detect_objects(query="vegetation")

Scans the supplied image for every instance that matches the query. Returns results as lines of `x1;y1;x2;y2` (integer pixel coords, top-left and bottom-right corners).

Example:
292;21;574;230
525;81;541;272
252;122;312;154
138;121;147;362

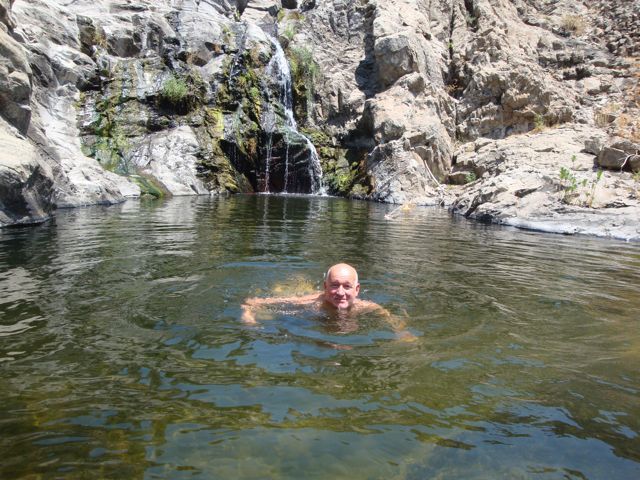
130;174;164;198
588;169;604;207
288;46;319;123
157;71;206;113
559;166;603;206
561;15;586;36
160;75;189;106
282;24;297;42
559;166;582;202
533;113;546;131
464;171;477;184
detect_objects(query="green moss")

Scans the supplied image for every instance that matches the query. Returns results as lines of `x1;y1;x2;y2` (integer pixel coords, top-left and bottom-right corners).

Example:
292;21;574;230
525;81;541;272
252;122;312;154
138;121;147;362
92;138;121;172
350;184;370;197
205;108;225;137
130;174;164;198
301;127;331;147
282;24;297;42
287;46;318;123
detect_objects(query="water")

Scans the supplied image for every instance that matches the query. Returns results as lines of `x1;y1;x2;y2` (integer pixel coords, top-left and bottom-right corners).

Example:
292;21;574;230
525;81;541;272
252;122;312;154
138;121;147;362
1;195;639;479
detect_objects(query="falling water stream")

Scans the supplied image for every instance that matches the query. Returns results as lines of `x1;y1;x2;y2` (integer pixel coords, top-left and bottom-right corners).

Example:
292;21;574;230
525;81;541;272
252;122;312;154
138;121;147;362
264;38;324;194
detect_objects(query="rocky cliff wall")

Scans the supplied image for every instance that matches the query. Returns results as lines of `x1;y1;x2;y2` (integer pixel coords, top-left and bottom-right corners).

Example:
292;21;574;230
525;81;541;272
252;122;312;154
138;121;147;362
0;0;639;238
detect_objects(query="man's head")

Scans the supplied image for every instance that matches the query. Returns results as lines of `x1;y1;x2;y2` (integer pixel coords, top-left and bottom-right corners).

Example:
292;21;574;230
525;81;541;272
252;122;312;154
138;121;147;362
323;263;360;310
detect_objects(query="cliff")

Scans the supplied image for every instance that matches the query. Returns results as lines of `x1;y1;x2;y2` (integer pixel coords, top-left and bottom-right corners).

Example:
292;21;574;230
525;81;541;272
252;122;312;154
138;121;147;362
1;0;638;238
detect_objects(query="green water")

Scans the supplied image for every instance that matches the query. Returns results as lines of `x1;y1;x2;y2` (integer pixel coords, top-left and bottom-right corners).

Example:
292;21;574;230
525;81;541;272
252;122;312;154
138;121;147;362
1;195;639;479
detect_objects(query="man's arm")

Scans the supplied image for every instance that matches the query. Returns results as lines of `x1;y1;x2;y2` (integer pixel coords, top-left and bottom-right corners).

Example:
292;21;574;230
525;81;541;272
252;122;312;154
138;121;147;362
241;293;321;324
357;300;418;342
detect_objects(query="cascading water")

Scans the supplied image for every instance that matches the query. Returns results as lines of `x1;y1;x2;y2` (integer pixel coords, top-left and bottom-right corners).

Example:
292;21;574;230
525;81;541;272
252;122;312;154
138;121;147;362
264;37;324;194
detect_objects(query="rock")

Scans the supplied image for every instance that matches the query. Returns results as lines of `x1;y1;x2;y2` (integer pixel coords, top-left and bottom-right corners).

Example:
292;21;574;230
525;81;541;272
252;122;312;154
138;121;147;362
366;140;441;205
0;0;16;31
1;0;639;241
0;119;54;226
242;0;278;24
598;147;629;170
128;126;209;196
628;155;640;173
374;33;418;88
584;136;605;156
450;124;640;239
300;0;316;12
0;28;32;133
611;139;640;155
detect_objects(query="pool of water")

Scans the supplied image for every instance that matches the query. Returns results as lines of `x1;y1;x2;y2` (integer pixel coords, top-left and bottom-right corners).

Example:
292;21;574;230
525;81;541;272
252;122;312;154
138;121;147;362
1;195;639;479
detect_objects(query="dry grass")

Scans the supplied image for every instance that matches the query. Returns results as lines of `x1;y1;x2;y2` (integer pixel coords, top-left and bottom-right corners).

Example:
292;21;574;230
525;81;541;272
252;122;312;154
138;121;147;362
614;114;640;142
594;103;621;127
611;58;640;142
562;15;586;36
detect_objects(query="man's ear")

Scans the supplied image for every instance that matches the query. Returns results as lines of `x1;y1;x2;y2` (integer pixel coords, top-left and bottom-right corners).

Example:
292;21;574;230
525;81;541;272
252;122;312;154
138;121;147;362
355;283;360;295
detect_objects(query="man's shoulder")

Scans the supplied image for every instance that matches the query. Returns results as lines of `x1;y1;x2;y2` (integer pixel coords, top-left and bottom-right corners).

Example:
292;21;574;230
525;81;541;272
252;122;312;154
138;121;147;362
354;299;383;311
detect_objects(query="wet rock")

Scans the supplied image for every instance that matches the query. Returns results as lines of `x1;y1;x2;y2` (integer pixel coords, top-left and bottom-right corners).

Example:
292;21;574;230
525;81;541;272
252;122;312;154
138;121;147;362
281;0;298;10
0;119;54;226
128;126;209;196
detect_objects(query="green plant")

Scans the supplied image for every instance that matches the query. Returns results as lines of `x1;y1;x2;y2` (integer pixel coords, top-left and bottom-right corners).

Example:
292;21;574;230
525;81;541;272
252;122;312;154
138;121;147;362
587;169;603;207
282;24;297;42
464;171;477;183
158;70;206;112
92;28;108;49
533;113;545;131
559;166;579;202
160;75;189;105
289;46;318;82
560;167;604;206
288;46;319;122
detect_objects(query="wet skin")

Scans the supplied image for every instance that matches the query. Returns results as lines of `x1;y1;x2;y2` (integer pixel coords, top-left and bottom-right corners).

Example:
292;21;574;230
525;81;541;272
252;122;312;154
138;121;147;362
240;264;417;342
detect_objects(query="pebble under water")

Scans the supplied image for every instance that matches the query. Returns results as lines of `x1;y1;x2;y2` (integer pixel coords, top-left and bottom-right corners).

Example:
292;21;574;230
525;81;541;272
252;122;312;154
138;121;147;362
1;195;639;479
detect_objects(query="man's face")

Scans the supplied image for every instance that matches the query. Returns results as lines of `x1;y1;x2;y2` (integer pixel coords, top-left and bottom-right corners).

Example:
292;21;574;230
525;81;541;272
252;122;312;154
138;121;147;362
324;266;360;310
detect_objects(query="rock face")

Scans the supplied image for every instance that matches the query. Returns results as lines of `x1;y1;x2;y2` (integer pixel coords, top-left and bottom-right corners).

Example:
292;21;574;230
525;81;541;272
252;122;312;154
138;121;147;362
0;118;55;226
0;0;639;239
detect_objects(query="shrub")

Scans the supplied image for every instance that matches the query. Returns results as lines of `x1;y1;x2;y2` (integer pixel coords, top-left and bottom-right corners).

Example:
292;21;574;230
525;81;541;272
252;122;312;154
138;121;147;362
289;46;318;82
160;75;189;106
562;15;586;36
533;113;545;131
158;71;206;113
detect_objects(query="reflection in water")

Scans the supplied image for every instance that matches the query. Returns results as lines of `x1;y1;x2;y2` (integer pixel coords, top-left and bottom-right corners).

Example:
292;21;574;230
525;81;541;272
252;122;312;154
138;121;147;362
0;195;639;479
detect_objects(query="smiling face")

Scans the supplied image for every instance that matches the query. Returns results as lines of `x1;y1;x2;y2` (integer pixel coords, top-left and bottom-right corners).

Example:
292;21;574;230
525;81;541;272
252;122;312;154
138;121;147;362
323;264;360;310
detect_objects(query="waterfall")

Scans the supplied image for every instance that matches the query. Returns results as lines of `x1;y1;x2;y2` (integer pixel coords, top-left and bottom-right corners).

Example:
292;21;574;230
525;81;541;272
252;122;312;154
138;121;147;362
264;37;324;194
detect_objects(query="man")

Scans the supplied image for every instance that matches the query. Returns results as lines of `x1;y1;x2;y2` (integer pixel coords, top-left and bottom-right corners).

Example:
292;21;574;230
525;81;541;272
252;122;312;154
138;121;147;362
241;263;416;341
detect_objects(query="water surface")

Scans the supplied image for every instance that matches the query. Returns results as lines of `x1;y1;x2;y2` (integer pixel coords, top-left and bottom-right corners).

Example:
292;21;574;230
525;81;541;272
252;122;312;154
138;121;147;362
1;195;639;479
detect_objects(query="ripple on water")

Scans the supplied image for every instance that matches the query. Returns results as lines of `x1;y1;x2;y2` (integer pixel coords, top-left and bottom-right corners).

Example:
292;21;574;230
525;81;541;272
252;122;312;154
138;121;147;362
1;196;639;479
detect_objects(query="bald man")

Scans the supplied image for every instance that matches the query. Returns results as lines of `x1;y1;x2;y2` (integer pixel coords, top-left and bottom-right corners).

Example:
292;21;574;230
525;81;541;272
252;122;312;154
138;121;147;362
241;263;416;341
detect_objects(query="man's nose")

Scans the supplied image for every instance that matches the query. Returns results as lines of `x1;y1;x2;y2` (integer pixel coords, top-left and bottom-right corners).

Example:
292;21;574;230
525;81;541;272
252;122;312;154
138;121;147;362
337;285;345;294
